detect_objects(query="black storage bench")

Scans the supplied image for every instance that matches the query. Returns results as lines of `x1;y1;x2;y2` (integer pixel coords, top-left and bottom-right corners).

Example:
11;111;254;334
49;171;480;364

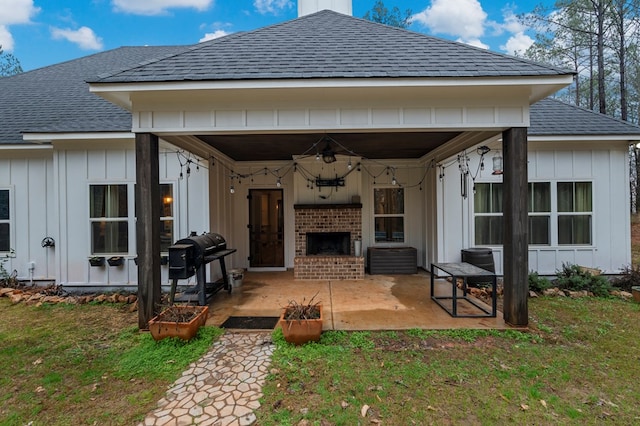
367;247;417;274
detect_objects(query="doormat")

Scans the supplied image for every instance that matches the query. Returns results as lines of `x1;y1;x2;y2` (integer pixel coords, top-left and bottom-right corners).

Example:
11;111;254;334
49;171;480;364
220;316;280;330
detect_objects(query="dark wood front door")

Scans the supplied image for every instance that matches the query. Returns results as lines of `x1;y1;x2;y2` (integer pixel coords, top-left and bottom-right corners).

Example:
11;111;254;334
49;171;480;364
249;189;284;267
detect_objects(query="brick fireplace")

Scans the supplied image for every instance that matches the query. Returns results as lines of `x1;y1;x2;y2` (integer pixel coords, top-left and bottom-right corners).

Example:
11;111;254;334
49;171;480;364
294;203;364;280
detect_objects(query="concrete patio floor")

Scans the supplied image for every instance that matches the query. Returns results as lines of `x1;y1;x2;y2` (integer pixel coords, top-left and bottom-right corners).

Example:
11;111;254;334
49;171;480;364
199;270;509;330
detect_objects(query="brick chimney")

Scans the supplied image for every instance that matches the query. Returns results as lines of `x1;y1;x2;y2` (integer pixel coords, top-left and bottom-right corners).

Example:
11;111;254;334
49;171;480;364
298;0;352;17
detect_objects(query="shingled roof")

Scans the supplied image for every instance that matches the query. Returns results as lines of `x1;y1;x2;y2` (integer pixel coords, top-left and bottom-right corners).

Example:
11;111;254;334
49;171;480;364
92;10;573;83
0;46;186;144
2;12;639;148
530;98;640;136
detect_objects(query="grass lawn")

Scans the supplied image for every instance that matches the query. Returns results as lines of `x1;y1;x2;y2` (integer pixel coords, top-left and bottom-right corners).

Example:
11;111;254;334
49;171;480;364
258;297;640;425
0;299;222;425
1;296;639;425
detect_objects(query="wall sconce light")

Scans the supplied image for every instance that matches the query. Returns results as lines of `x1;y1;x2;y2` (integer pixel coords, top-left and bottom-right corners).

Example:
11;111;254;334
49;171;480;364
492;153;503;175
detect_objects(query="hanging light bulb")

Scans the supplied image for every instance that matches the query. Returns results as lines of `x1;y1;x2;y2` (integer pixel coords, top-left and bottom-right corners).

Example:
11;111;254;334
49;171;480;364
347;158;353;170
392;176;397;186
276;177;282;188
316;152;320;161
230;184;235;194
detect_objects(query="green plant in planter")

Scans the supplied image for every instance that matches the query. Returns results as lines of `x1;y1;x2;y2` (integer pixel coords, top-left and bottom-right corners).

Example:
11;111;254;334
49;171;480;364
283;294;321;320
89;256;105;267
280;293;323;345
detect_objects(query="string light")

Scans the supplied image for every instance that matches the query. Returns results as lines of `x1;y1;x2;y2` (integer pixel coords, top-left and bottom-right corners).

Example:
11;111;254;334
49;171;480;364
230;184;235;194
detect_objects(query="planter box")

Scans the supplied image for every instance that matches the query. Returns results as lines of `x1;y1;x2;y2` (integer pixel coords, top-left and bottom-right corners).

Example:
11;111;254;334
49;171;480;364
107;256;124;266
148;305;208;341
89;257;105;267
279;304;323;345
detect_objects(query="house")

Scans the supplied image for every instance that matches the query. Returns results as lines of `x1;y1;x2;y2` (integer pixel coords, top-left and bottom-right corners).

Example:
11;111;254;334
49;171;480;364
2;1;639;327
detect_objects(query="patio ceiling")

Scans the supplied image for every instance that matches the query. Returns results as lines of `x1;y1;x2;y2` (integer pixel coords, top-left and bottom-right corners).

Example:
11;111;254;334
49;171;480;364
193;131;464;162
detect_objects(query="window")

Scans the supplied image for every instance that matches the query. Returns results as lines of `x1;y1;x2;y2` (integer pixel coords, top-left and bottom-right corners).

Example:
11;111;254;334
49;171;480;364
528;182;551;245
558;182;592;245
474;183;503;245
160;184;174;252
0;189;10;252
90;184;128;254
473;181;591;246
374;187;404;243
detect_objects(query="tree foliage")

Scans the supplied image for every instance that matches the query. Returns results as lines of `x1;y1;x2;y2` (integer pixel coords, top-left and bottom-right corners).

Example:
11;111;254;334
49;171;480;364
0;45;23;76
521;0;640;120
363;0;412;29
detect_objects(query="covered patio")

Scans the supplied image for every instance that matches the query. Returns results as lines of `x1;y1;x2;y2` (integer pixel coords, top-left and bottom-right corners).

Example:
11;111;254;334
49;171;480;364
203;270;508;330
88;9;574;330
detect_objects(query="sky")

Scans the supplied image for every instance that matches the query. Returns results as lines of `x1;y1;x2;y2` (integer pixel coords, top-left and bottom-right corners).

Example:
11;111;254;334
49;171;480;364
1;0;552;72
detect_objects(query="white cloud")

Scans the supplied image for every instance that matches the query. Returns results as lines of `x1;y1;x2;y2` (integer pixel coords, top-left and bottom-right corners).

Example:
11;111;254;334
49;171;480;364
497;9;534;55
501;32;534;55
0;0;39;51
51;26;103;50
461;38;489;50
412;0;487;40
254;0;293;15
199;29;230;42
501;10;527;34
112;0;213;16
0;25;13;51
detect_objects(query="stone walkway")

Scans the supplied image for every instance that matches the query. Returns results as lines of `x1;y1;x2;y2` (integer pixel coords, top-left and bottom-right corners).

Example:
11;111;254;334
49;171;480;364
139;332;275;426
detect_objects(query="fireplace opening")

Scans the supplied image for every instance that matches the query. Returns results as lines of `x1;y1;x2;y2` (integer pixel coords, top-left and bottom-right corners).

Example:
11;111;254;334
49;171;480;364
307;232;350;255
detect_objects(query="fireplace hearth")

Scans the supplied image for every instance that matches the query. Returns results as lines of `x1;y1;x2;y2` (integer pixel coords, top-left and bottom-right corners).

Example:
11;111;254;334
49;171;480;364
307;232;350;255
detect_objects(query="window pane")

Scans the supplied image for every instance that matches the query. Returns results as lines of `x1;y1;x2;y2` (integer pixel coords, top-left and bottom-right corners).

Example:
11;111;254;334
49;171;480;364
160;220;173;252
160;184;173;217
529;182;550;213
91;221;128;253
374;217;404;242
491;184;503;213
474;216;502;245
557;182;573;212
575;182;592;212
0;190;9;220
90;185;128;218
529;216;550;245
474;183;490;213
558;215;592;245
374;188;404;215
0;223;9;251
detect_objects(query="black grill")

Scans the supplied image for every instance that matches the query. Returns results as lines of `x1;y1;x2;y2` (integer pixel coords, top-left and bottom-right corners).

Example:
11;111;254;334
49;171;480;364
168;232;236;305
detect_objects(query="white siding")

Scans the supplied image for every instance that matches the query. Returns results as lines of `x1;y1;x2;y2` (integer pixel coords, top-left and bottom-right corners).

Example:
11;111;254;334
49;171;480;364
51;140;210;288
0;150;55;281
435;141;631;275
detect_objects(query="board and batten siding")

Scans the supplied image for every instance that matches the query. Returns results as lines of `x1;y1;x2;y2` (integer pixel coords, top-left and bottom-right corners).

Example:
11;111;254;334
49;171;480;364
0;149;56;281
53;140;210;288
437;141;631;275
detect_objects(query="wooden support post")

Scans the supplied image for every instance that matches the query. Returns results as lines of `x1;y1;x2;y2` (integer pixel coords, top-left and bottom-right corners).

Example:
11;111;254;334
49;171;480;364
502;127;529;326
135;133;161;329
